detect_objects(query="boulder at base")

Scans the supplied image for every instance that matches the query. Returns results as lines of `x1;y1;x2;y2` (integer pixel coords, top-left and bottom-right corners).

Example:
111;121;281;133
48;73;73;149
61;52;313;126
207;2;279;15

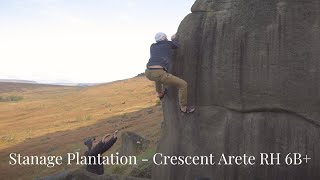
120;132;150;156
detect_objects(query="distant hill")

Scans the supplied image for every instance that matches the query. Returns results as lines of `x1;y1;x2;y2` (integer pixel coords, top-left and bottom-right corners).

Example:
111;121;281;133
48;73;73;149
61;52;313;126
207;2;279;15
0;79;101;87
0;82;76;94
0;79;37;84
50;82;101;87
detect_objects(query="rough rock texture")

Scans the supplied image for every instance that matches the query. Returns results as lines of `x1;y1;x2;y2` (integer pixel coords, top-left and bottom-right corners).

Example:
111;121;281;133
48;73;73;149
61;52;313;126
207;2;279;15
152;0;320;180
38;168;151;180
120;132;150;156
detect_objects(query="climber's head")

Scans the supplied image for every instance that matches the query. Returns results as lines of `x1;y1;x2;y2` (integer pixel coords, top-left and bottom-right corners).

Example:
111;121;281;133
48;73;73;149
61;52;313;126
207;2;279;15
155;32;167;42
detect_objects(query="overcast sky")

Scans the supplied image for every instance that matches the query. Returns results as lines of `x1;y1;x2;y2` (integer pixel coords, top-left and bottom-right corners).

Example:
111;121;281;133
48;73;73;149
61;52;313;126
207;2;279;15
0;0;195;83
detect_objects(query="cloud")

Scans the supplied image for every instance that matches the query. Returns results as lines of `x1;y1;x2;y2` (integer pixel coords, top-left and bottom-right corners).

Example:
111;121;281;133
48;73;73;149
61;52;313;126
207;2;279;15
118;14;137;25
13;0;60;8
11;0;83;24
39;9;83;24
184;0;196;8
127;1;137;8
30;0;60;2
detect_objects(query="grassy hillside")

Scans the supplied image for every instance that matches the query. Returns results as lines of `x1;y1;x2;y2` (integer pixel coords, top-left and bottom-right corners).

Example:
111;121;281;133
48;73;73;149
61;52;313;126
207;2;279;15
0;77;163;179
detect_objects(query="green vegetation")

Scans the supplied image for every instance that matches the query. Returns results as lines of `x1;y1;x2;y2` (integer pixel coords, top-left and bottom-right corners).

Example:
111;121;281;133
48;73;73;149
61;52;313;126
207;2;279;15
106;147;156;178
129;147;155;178
0;95;24;102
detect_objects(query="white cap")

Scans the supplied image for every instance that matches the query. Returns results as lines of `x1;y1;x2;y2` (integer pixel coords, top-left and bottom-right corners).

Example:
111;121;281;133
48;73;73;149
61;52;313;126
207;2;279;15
155;32;167;42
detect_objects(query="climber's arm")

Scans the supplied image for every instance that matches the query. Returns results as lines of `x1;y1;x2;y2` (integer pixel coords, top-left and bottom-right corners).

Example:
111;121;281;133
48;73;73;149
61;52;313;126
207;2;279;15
86;137;117;156
171;41;179;49
86;131;118;156
171;34;179;49
101;136;117;153
100;130;118;153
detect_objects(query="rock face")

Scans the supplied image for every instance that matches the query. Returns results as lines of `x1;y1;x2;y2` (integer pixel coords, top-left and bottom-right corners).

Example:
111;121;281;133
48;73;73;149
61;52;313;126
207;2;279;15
152;0;320;180
120;132;150;156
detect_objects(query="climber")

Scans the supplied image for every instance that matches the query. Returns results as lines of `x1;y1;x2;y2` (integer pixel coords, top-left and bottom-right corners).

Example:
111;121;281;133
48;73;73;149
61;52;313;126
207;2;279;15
83;130;118;175
145;32;195;113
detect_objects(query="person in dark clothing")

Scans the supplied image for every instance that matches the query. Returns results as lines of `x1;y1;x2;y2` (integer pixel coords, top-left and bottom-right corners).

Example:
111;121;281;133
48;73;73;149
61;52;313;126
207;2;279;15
84;130;118;175
145;32;195;113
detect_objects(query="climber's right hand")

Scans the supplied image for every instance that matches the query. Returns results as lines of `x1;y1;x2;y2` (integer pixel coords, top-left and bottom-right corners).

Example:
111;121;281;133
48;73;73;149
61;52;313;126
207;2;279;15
171;34;176;40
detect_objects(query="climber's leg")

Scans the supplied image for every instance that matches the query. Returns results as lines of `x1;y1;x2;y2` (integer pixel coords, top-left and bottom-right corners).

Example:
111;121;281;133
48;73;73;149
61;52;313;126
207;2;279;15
145;69;167;99
160;73;187;106
145;69;195;113
160;72;195;113
155;81;163;94
158;72;194;113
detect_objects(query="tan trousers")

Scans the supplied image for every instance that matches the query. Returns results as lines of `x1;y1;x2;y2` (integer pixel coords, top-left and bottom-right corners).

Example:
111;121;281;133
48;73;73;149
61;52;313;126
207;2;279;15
145;69;188;106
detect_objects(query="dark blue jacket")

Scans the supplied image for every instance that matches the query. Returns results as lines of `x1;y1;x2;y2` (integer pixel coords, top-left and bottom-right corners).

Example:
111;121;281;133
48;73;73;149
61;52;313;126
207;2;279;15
85;137;117;175
146;40;178;71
